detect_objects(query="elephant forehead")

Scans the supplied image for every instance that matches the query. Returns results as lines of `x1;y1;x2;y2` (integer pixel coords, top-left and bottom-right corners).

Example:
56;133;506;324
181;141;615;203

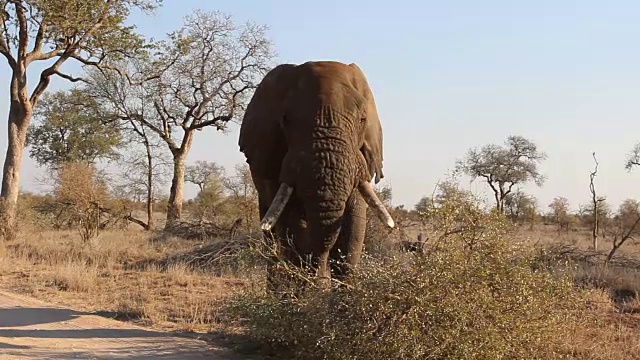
317;78;364;105
295;66;365;109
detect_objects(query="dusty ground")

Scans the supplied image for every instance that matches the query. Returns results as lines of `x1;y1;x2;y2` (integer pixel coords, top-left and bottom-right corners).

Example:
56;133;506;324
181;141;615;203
0;289;234;360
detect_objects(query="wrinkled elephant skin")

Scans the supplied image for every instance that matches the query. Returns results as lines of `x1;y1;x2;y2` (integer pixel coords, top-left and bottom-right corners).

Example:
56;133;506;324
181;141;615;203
238;60;393;290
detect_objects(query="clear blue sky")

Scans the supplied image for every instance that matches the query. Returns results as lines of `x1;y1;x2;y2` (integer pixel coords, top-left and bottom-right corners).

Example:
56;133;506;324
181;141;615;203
2;0;640;212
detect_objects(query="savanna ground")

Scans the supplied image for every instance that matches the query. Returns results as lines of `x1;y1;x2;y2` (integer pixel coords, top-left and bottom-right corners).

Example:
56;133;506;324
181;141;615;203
1;206;640;359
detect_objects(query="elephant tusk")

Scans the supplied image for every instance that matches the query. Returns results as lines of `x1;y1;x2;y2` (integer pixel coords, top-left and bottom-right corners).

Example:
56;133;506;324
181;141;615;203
357;181;395;228
260;183;294;231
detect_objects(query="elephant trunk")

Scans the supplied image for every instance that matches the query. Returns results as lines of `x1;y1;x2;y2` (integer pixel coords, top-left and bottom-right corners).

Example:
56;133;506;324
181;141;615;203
302;135;357;284
258;106;395;286
259;107;396;233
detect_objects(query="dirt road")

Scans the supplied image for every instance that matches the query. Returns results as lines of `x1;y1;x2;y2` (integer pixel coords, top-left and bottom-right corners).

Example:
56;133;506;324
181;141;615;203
0;289;233;359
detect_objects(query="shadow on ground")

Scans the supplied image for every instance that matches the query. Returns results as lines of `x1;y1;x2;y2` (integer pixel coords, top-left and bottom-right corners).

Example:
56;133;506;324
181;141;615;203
0;342;30;350
0;345;227;360
0;328;171;339
208;330;275;359
0;306;249;359
0;307;83;327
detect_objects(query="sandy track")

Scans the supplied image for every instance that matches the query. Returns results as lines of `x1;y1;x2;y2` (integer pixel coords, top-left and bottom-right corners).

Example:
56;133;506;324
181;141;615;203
0;289;232;359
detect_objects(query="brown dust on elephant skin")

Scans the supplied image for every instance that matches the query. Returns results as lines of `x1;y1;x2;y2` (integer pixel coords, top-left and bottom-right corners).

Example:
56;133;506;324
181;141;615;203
238;61;389;286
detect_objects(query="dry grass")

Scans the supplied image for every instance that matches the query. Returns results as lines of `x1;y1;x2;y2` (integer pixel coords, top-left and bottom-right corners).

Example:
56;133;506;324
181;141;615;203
0;222;639;359
515;223;640;256
0;227;247;333
563;288;640;359
43;260;100;292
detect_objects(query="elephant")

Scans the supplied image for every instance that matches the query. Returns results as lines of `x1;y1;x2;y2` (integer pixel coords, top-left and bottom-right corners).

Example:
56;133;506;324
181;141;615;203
238;60;395;290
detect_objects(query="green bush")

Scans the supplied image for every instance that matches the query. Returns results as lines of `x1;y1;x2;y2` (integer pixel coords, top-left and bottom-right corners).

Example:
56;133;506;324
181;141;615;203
225;194;586;359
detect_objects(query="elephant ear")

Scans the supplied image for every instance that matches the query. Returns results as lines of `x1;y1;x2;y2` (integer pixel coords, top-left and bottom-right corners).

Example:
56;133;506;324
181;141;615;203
349;63;385;184
239;64;297;179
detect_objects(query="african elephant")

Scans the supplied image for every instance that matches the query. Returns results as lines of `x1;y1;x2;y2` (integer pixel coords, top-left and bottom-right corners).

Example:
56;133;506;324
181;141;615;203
238;60;394;289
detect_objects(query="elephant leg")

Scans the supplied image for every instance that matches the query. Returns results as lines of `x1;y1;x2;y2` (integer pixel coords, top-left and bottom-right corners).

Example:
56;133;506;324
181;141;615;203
329;190;367;284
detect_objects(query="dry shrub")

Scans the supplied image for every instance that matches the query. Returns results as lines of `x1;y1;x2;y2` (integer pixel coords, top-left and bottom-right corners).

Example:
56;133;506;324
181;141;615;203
53;162;110;241
131;235;264;277
224;194;587;359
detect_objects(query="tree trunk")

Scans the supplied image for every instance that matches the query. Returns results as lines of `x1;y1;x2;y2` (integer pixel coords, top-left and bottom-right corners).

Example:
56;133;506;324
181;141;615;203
165;151;186;229
1;101;30;241
494;192;505;215
592;201;598;251
144;138;153;231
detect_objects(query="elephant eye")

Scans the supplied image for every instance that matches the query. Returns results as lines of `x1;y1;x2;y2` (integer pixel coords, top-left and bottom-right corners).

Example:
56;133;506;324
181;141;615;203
360;117;366;124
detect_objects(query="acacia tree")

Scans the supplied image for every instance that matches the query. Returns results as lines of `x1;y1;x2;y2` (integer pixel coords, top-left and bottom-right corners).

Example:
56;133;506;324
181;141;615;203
0;0;159;239
504;189;537;223
548;196;570;225
26;88;122;168
92;10;274;229
456;135;546;214
185;160;227;221
185;160;225;193
189;163;227;222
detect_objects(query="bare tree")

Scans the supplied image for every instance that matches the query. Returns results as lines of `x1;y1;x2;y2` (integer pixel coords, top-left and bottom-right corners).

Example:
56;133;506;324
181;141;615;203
0;0;159;239
86;57;171;231
185;160;225;193
605;199;640;267
91;10;274;230
579;198;611;238
117;121;171;230
589;152;605;251
456;135;546;214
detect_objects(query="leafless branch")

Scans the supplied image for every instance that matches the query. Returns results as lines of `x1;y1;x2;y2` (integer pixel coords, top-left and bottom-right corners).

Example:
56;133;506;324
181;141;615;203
605;215;640;268
53;69;85;83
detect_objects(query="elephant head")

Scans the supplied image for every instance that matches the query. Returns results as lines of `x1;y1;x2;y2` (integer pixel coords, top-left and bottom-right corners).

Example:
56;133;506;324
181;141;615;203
239;61;394;281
